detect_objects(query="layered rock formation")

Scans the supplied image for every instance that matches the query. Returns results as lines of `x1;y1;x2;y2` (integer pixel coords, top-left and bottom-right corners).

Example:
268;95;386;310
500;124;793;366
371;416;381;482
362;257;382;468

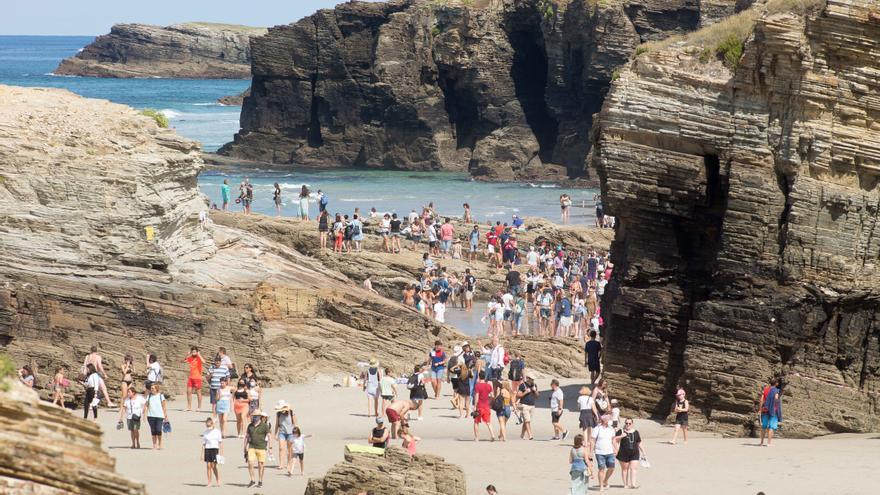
221;0;747;181
55;23;267;79
0;381;145;494
305;446;466;495
592;0;880;436
0;85;458;401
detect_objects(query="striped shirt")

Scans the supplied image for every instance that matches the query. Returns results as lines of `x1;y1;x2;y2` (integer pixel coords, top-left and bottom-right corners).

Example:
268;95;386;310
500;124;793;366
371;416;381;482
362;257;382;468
208;366;229;390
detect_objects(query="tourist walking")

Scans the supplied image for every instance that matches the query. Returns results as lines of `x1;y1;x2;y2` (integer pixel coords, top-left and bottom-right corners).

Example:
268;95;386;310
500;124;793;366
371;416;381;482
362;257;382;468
184;347;204;412
473;371;496;441
428;341;447;399
144;382;168;450
83;363;110;420
591;414;616;491
118;386;145;449
318;210;330;249
495;380;513;441
550;379;569;440
51;366;67;407
233;379;250;437
758;378;783;447
670;388;689;445
616;418;645;489
216;377;233;438
569;434;593;495
221;179;230;211
591;378;610;418
273;182;282;217
298;185;311;220
245;410;271;488
507;351;524;406
291;427;308;475
560;194;572;223
207;356;230;416
145;353;163;391
379;367;397;416
408;364;428;420
517;372;538;440
577;386;598;439
202;416;223;487
82;345;106;379
118;355;134;403
584;330;602;384
274;400;299;475
362;359;382;417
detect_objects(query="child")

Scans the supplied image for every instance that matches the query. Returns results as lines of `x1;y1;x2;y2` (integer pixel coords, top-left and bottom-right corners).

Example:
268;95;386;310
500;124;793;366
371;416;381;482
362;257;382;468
399;422;420;456
291;427;311;476
610;399;620;429
202;417;223;487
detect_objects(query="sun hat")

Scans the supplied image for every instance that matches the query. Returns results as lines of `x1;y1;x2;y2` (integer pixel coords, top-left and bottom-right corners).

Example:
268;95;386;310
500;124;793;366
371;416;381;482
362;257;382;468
253;410;269;417
274;400;291;412
461;341;470;348
525;371;537;380
369;358;379;366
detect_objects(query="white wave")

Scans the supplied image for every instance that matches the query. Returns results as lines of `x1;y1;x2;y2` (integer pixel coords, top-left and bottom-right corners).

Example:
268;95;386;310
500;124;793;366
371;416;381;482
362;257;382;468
525;182;560;189
159;109;182;119
77;48;84;53
339;198;384;202
44;72;78;77
280;183;311;189
191;102;220;106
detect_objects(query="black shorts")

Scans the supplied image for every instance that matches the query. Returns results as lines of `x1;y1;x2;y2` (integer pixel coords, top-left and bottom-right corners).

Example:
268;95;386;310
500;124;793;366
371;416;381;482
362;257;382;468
588;361;601;373
429;241;438;248
381;395;393;401
204;448;219;463
579;410;597;430
295;453;304;460
552;411;562;424
457;381;470;396
147;416;164;436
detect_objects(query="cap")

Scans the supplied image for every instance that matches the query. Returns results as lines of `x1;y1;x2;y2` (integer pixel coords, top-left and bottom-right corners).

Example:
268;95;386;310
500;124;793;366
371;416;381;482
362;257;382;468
375;417;384;424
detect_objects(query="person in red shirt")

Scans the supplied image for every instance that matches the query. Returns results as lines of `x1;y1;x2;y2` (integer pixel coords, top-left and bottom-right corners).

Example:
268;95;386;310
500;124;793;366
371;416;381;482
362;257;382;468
184;346;205;411
472;371;496;441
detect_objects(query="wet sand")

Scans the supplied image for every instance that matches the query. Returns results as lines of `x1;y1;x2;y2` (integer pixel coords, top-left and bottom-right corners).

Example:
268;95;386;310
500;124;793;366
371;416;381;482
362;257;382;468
94;378;878;494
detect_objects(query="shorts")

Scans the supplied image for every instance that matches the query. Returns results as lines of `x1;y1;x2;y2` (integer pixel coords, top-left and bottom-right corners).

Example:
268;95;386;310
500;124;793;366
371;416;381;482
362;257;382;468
440;240;452;251
552;411;563;424
127;418;141;431
474;407;491;424
209;388;219;404
204;448;218;463
470;243;478;253
381;394;394;401
519;404;534;423
386;408;401;423
295;453;304;460
503;310;512;321
465;291;474;301
278;432;296;442
596;453;616;470
429;240;438;248
366;385;379;397
487;244;496;254
216;399;230;415
496;405;511;418
587;361;601;373
147;416;164;436
430;369;446;380
761;413;779;431
391;232;401;237
675;413;688;426
579;410;597;430
247;448;267;463
540;308;551;319
187;377;202;389
560;316;573;326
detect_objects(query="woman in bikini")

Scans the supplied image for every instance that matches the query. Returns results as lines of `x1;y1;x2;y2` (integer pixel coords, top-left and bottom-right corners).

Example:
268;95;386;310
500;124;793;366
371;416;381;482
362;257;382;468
120;354;134;401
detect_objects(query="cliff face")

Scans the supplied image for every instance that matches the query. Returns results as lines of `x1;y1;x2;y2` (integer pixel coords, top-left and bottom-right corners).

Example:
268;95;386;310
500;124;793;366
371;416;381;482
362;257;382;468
221;0;747;181
0;85;461;401
592;0;880;436
55;23;267;79
0;382;145;494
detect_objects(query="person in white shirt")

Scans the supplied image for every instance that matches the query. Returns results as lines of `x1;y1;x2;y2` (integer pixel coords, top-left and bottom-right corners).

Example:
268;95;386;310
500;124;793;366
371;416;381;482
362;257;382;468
501;291;514;334
591;414;617;491
597;273;608;297
526;246;539;267
488;337;505;385
577;385;598;439
145;353;163;390
202;417;223;487
291;426;311;475
118;387;146;448
433;301;446;323
550;379;568;440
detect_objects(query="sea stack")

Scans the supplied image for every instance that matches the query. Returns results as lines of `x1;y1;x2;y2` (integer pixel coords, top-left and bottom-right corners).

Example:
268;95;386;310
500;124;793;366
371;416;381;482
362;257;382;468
592;0;880;437
219;0;746;181
54;22;267;79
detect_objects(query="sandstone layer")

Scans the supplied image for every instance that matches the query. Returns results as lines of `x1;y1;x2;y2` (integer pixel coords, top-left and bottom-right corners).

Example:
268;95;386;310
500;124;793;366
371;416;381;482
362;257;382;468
592;0;880;436
0;381;145;494
55;23;267;79
0;86;585;407
221;0;747;181
305;446;466;495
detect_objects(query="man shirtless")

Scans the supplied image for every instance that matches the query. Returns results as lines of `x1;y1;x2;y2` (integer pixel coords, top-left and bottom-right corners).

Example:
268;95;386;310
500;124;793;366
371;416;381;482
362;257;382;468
384;399;417;439
82;346;106;378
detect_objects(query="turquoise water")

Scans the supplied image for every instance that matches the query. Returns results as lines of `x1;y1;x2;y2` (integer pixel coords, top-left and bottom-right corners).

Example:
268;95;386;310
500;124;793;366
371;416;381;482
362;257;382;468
0;36;248;151
1;36;598;222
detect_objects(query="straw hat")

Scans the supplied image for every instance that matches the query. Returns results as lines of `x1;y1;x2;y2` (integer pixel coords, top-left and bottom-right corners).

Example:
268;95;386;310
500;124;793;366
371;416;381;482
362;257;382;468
369;358;379;366
274;400;292;412
252;409;269;417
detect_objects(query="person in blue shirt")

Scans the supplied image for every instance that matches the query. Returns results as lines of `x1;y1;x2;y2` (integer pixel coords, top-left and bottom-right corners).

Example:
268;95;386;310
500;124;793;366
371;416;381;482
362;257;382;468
468;225;480;262
557;291;574;337
512;215;525;229
759;378;783;446
428;341;448;399
220;179;231;211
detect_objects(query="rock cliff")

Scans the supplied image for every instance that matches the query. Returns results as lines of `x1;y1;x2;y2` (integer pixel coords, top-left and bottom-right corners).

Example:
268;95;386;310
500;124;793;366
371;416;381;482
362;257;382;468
592;0;880;436
305;446;466;495
0;85;584;406
0;380;145;494
220;0;748;181
55;23;267;79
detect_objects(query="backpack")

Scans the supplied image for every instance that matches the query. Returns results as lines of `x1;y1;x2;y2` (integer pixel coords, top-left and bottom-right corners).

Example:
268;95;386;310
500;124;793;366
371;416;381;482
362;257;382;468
503;350;511;366
407;374;419;390
508;359;523;381
148;364;164;384
351;223;361;237
491;394;505;412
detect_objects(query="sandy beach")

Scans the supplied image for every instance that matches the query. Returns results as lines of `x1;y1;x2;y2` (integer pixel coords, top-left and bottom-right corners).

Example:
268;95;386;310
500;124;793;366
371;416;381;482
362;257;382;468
93;378;878;495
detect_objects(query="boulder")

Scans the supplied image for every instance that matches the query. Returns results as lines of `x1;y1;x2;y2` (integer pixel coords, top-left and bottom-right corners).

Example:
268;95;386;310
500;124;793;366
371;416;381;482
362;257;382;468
0;380;145;494
55;22;267;79
304;446;466;495
591;0;880;436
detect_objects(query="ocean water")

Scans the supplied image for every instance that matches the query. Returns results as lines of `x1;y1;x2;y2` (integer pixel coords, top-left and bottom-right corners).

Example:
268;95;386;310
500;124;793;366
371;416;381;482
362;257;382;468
0;36;599;223
201;170;599;223
0;36;248;151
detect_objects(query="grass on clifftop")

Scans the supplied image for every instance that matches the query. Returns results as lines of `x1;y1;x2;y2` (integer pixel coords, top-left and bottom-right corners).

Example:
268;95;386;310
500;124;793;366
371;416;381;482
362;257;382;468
140;109;169;128
0;354;15;392
638;0;826;70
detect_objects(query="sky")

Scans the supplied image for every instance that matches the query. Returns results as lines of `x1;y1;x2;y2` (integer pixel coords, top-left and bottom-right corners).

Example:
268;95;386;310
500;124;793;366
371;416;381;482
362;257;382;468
1;0;379;36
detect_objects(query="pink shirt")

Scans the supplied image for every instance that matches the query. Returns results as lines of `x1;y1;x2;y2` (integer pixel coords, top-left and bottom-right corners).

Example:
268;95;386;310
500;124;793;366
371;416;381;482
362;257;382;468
440;223;454;241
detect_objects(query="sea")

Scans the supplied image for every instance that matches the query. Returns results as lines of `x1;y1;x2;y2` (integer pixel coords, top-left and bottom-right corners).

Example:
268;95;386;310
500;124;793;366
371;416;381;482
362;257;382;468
0;35;599;223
